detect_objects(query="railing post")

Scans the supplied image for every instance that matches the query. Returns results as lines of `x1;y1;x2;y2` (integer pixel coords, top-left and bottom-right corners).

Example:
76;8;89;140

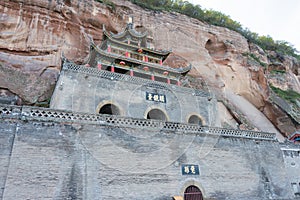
111;65;115;73
151;75;155;81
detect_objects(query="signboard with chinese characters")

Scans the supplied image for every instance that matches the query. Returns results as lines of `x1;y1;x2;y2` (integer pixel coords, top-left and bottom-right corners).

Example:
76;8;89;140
146;92;166;103
181;164;200;175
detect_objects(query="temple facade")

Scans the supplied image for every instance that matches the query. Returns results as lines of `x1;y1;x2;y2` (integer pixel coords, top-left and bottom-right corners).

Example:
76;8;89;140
89;20;190;86
50;19;218;126
0;19;296;200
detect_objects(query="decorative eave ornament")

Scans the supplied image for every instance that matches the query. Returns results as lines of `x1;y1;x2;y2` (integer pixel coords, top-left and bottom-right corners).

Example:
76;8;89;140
288;131;300;143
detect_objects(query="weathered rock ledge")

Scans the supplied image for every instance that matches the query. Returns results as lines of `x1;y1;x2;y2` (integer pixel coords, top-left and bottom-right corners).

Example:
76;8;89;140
0;0;299;137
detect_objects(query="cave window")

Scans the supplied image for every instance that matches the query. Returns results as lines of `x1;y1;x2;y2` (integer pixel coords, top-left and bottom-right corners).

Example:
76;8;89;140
64;0;71;6
146;108;167;121
99;104;120;115
188;115;203;126
206;39;212;45
184;185;203;200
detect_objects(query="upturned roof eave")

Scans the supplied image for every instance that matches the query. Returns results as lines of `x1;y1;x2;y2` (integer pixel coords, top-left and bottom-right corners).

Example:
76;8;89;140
110;27;148;39
91;43;191;75
103;30;171;57
288;131;300;141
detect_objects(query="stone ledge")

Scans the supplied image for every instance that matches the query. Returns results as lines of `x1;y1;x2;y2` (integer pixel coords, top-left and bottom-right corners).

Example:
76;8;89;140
270;92;300;123
0;104;277;141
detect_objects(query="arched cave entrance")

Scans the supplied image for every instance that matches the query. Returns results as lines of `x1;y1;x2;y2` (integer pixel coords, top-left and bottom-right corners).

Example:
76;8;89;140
188;115;203;126
205;38;228;60
184;185;203;200
146;108;167;121
99;104;120;115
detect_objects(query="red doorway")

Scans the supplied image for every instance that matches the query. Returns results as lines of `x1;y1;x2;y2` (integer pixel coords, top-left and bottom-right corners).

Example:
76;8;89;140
184;185;203;200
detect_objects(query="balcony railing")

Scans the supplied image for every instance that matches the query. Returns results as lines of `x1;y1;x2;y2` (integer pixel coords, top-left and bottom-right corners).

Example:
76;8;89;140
63;63;210;97
0;103;277;141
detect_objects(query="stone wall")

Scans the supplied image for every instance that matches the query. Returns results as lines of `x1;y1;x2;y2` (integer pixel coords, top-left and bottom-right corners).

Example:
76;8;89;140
50;64;217;126
0;104;298;199
281;144;300;199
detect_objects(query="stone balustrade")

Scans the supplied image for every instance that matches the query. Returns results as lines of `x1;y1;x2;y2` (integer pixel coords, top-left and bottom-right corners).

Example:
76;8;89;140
63;63;210;97
0;104;276;141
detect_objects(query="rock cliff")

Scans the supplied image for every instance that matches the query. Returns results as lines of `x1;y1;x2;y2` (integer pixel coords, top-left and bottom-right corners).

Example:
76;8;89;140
0;0;299;138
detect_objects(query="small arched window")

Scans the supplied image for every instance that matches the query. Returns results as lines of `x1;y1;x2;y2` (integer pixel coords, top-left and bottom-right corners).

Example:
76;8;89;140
99;104;120;115
184;185;203;200
146;108;167;121
188;115;203;126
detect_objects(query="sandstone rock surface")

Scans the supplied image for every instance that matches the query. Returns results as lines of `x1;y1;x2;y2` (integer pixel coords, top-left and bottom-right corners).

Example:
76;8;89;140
0;0;299;137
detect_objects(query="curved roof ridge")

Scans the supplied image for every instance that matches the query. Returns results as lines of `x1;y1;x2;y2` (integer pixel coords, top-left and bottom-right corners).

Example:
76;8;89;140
128;26;147;38
109;23;147;39
102;31;171;55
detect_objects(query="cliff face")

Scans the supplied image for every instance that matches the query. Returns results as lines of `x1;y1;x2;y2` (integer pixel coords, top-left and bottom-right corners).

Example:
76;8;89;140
0;0;299;138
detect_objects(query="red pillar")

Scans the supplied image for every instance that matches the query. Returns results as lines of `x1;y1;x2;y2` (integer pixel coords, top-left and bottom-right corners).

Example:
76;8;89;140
130;69;134;76
151;75;155;81
159;59;163;65
177;80;181;86
145;56;148;62
167;78;170;84
107;45;111;52
97;63;102;70
111;65;115;73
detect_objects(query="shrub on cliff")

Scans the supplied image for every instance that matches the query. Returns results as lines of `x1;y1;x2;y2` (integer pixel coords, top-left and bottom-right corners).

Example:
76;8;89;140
271;85;300;104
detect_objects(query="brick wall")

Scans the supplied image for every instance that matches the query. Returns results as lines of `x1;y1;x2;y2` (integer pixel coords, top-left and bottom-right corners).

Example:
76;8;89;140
0;112;297;199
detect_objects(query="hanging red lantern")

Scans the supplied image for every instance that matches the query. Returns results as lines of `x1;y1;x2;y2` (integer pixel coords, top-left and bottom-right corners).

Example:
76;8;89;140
163;71;169;75
137;48;143;53
120;61;125;65
143;66;149;71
